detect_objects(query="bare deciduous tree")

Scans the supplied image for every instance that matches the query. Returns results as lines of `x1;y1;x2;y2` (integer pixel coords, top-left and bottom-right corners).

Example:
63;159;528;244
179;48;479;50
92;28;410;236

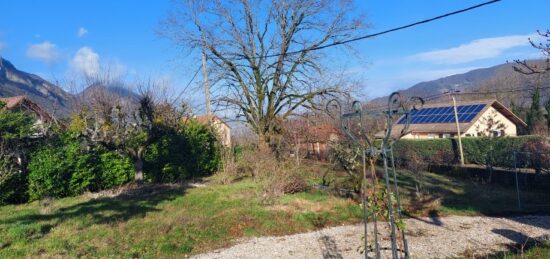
160;0;365;146
514;29;550;75
71;76;188;181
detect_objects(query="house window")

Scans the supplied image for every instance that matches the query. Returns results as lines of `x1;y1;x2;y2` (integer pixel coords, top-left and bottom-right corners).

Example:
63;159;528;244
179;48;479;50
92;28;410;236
500;130;505;136
465;133;472;137
492;130;503;137
442;133;451;138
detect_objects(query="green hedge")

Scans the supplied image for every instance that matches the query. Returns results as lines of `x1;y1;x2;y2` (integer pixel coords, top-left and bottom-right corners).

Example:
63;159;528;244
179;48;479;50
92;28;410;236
391;136;546;168
28;134;134;200
0;157;28;205
144;120;221;183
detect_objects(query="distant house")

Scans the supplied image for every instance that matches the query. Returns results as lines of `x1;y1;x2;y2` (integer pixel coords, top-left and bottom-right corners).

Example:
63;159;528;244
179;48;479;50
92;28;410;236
184;115;231;147
285;119;340;160
378;99;527;139
0;95;55;124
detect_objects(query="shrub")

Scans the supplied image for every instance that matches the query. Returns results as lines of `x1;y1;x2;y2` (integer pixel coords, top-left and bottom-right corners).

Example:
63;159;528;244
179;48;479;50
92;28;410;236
0;155;28;205
520;139;550;173
263;167;308;198
98;151;134;188
181;121;221;177
145;133;188;183
28;140;72;199
144;121;221;183
391;136;546;169
28;134;134;200
0;105;34;204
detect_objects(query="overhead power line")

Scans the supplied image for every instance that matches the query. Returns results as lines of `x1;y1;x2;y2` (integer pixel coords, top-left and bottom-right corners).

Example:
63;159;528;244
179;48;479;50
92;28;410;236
172;65;202;105
252;0;502;59
182;0;502;108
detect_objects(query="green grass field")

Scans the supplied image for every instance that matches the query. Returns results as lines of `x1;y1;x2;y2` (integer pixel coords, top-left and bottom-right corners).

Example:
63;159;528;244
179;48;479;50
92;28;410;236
1;164;548;257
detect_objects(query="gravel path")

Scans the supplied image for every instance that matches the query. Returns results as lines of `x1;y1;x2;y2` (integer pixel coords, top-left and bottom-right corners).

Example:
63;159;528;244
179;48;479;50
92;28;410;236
193;215;550;259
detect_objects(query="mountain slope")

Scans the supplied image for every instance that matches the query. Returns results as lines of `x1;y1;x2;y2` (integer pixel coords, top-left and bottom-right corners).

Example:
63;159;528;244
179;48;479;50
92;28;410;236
0;57;73;117
368;61;549;106
79;83;140;102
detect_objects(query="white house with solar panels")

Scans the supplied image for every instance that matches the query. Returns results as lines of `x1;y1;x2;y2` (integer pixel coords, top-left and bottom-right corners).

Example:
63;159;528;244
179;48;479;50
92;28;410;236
380;99;527;139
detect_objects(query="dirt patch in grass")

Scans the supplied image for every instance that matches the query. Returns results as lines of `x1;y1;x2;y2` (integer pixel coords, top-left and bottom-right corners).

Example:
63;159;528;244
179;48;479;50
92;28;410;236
268;197;354;214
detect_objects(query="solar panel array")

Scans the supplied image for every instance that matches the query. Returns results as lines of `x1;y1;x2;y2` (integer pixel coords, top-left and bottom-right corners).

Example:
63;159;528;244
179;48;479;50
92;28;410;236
397;104;486;124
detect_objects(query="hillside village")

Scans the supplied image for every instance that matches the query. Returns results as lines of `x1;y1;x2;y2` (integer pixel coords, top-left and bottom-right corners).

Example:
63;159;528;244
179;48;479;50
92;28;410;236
1;1;550;258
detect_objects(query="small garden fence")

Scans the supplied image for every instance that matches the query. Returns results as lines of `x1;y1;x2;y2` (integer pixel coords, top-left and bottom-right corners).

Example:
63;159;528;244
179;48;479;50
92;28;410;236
389;136;550;212
513;151;550;210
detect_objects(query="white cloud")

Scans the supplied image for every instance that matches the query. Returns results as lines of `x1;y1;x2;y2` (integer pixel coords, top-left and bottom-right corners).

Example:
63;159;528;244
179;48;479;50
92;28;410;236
71;47;100;77
409;34;537;64
26;41;60;63
78;27;88;37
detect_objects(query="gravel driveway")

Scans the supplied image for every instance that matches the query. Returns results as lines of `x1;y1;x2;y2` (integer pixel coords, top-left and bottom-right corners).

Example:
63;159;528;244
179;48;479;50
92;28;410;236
192;215;550;259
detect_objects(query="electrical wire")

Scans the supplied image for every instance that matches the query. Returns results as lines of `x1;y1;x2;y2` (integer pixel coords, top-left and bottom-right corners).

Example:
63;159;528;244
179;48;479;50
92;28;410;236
224;0;501;60
172;65;202;105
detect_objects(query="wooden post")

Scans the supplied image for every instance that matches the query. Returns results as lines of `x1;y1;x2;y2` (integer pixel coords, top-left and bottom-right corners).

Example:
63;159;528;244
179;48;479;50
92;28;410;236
201;51;212;122
451;92;465;166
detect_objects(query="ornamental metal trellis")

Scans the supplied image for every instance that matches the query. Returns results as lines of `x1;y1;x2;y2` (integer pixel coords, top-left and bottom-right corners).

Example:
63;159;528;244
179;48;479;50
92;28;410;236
327;92;423;259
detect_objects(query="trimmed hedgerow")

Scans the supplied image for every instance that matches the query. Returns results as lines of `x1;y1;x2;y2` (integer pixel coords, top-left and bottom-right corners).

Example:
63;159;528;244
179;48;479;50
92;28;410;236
27;134;134;200
390;136;546;168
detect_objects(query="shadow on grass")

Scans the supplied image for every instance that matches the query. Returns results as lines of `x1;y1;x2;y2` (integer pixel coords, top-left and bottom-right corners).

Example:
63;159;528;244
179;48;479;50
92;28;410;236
477;231;550;259
387;168;550;232
0;183;192;242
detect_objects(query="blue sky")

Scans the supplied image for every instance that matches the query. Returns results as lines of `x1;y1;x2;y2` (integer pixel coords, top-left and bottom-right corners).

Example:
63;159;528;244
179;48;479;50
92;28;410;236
0;0;548;107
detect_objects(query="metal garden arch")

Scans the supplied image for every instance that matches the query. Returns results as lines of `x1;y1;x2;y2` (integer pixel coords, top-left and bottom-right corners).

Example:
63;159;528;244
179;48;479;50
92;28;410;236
327;92;423;259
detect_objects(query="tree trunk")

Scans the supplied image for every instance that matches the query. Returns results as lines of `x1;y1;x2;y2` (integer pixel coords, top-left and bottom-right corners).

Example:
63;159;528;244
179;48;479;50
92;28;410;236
295;144;300;166
257;133;270;153
134;156;144;182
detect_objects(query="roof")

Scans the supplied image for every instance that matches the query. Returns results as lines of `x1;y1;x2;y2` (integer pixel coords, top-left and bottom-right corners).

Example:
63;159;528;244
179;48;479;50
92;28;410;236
0;96;26;109
284;119;341;143
376;99;527;139
0;95;55;123
305;124;341;142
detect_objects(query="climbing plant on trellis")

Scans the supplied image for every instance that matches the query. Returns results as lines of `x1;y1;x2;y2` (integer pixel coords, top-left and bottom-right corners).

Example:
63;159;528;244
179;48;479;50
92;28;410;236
328;92;423;259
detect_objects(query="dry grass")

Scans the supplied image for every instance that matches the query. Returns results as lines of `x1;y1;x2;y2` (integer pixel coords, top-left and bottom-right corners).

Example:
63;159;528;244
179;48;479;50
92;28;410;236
269;197;354;214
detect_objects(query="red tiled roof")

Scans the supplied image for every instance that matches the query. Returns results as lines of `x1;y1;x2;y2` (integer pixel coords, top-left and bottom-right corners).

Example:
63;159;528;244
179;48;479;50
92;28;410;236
0;96;26;109
0;95;54;123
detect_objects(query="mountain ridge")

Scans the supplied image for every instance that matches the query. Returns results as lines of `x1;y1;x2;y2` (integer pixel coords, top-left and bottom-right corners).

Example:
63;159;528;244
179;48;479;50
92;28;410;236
0;57;140;118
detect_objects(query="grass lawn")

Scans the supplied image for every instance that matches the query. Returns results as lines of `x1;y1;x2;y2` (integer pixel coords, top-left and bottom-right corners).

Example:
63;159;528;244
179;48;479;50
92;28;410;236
1;163;548;257
459;240;550;259
391;170;550;217
0;179;361;258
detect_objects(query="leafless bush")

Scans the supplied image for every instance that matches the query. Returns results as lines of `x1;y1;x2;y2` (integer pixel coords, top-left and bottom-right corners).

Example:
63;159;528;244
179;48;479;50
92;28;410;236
398;149;428;197
521;139;550;173
263;170;308;198
213;148;242;185
431;149;456;167
213;146;309;199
